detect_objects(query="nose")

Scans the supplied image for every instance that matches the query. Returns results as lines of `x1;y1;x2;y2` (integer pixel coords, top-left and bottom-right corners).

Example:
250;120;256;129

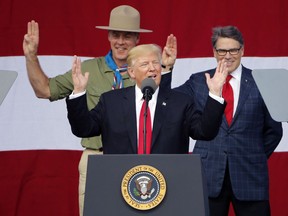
116;35;125;44
149;63;157;71
224;51;232;59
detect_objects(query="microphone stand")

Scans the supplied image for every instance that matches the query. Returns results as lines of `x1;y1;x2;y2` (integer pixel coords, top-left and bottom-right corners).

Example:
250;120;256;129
143;89;151;154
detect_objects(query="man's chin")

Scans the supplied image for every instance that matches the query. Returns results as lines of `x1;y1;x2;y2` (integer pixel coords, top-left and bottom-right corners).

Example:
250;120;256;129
115;52;128;59
227;65;237;73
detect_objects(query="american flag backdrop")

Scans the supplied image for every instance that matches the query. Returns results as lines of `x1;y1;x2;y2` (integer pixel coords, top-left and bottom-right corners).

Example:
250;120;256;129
0;0;288;215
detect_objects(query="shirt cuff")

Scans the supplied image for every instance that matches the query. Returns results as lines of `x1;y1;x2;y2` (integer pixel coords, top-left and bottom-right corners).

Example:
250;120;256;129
69;90;86;99
161;70;172;75
209;92;224;104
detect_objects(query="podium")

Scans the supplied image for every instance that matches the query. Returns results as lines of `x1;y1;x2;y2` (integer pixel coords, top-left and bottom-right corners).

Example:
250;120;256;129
0;70;17;105
84;154;209;216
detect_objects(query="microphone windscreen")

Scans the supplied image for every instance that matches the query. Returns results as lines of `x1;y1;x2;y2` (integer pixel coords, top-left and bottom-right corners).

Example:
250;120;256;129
141;78;157;94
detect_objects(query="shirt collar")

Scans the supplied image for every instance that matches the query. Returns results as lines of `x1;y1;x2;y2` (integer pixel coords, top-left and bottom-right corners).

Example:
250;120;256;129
135;84;159;103
230;64;242;81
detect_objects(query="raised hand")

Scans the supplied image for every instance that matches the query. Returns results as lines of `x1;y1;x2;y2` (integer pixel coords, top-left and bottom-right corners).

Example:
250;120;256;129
162;34;177;69
72;56;89;94
23;20;39;58
205;59;229;96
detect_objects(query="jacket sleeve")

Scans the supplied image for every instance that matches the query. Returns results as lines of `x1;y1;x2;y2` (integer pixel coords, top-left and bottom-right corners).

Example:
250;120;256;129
263;106;283;158
159;72;172;90
188;96;226;140
66;94;103;138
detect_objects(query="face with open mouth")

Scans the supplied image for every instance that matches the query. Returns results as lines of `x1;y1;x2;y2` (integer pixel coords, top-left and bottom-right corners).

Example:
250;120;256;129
128;51;162;89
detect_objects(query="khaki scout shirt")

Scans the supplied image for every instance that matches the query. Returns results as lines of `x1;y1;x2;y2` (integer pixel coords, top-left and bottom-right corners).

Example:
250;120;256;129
49;57;135;150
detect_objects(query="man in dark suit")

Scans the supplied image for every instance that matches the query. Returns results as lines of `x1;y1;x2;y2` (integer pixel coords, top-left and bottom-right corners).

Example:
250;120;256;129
66;44;228;155
174;26;283;216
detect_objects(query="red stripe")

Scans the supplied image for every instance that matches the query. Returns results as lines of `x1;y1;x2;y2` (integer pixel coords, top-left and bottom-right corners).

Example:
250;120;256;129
0;150;81;216
0;150;288;216
1;1;288;215
1;0;288;57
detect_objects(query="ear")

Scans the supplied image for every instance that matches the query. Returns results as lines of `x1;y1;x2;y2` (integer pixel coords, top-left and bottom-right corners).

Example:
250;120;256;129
135;33;140;44
213;48;217;58
128;67;136;79
107;31;112;42
241;46;244;56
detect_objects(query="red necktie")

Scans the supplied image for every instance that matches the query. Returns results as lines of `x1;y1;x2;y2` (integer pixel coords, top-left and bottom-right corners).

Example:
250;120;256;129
138;101;152;154
222;75;234;126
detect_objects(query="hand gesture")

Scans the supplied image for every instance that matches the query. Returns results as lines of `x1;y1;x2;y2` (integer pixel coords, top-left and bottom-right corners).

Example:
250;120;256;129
72;56;89;94
205;59;228;96
162;34;177;69
23;20;39;58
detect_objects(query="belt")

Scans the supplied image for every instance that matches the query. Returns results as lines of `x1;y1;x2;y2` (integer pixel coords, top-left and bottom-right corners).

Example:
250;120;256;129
86;147;103;152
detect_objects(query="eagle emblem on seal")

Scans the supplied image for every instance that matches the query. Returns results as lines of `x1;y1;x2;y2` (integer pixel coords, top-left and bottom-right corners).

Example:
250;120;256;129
134;176;155;199
121;165;167;210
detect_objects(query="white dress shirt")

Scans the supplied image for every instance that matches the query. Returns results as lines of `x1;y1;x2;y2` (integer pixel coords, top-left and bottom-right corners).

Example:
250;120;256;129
229;65;242;116
135;85;158;141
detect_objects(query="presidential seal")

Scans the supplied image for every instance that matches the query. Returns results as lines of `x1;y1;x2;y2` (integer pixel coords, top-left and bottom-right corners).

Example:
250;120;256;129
121;165;166;211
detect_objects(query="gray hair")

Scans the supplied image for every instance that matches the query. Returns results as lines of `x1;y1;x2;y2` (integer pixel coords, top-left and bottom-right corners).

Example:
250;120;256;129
211;26;244;48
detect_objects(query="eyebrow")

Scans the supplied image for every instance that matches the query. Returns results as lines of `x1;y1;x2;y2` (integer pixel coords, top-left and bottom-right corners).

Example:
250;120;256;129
216;47;241;50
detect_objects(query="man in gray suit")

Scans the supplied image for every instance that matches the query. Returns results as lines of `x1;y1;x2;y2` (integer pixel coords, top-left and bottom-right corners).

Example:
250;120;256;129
174;26;283;216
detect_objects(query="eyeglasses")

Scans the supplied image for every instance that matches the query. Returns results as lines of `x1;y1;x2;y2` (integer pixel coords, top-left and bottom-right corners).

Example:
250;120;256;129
215;47;242;56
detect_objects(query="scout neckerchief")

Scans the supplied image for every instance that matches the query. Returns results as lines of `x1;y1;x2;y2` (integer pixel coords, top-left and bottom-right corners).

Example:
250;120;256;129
105;50;127;89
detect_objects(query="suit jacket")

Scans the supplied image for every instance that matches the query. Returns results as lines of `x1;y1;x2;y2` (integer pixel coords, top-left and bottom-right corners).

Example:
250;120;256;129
175;65;283;201
66;86;225;154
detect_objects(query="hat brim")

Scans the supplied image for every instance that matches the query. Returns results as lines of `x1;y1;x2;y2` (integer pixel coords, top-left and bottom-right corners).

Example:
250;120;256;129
95;26;152;33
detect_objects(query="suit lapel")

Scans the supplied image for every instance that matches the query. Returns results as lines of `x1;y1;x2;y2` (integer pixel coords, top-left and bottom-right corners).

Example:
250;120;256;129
152;89;169;147
122;87;138;153
233;66;254;122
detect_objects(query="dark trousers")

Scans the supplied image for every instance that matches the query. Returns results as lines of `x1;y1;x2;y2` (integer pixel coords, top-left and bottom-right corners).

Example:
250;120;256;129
209;167;271;216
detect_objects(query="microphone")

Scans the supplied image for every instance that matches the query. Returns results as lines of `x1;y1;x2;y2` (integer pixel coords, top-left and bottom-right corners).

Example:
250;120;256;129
141;78;157;101
140;78;156;154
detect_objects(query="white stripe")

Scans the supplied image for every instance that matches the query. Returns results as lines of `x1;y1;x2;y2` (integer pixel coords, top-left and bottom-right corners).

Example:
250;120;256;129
0;56;287;151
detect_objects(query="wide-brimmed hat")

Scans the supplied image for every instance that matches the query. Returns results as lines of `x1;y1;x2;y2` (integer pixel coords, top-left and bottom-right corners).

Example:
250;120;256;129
96;5;152;33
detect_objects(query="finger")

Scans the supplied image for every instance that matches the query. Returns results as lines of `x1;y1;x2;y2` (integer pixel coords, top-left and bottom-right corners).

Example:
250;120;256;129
165;34;172;47
32;20;39;37
163;46;171;55
172;35;177;51
171;35;177;49
27;21;31;35
215;60;221;73
84;72;90;80
23;34;29;43
76;57;82;76
223;62;228;76
31;20;36;35
72;56;77;74
219;59;225;74
165;34;175;48
205;73;211;81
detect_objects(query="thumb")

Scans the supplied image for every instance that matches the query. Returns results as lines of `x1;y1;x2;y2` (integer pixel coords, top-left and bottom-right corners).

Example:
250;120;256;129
164;46;170;54
205;73;211;81
84;72;89;79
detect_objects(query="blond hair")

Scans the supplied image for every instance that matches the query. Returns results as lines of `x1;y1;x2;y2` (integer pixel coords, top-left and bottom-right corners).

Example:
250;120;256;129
127;44;162;67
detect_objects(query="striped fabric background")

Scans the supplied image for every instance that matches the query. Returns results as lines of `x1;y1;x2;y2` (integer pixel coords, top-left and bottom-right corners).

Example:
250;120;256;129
0;0;288;215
